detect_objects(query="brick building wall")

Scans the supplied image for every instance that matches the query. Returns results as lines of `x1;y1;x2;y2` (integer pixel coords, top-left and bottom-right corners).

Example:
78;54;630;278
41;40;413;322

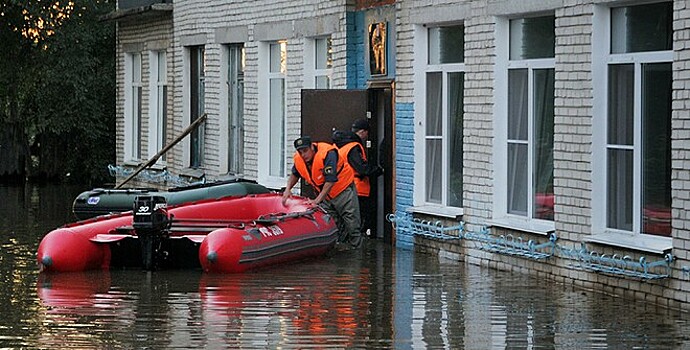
394;0;690;308
115;16;173;170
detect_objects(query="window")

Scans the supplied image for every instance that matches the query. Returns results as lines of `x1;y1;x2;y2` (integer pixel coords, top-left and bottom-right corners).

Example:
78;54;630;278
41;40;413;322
125;52;143;161
189;46;205;168
315;37;332;88
226;44;245;175
505;15;555;221
304;37;332;89
424;25;464;207
149;50;167;162
603;3;672;237
268;41;287;178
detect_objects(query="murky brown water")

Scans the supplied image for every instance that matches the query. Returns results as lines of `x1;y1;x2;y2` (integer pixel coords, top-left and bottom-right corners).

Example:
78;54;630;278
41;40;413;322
0;184;689;349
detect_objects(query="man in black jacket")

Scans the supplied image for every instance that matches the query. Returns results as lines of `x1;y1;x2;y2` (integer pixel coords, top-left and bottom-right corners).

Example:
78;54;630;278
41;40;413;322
332;118;383;238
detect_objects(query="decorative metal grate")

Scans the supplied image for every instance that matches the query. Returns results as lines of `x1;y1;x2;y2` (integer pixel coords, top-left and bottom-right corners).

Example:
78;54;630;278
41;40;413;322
386;212;463;241
108;165;203;187
464;228;557;260
558;243;673;280
387;211;674;279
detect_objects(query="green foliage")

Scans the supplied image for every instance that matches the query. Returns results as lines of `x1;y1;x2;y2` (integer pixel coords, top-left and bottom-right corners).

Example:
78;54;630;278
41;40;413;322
0;0;115;185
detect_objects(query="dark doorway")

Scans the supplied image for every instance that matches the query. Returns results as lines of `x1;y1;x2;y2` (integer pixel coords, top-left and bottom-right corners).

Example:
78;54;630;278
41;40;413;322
301;89;394;243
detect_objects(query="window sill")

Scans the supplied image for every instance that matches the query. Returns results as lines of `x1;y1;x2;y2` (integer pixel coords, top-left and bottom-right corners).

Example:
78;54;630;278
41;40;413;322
584;232;672;255
179;168;205;180
407;205;463;219
488;217;555;236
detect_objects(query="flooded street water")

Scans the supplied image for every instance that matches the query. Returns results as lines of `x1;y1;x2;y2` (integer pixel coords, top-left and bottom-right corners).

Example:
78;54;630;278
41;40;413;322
1;184;690;349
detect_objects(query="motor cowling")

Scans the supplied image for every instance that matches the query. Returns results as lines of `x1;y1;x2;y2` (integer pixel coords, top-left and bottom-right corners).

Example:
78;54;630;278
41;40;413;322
132;195;170;270
133;195;169;231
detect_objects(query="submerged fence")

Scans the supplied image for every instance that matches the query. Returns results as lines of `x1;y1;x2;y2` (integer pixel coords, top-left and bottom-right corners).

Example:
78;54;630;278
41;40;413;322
387;211;674;280
108;165;204;187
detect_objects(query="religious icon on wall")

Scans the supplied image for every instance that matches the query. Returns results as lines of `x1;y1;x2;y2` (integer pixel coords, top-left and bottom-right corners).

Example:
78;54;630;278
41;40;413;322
369;22;386;76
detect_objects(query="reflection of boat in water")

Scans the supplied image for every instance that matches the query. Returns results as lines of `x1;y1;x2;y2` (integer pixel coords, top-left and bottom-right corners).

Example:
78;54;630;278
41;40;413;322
198;268;368;347
37;193;338;273
36;266;371;348
37;271;112;308
71;179;271;220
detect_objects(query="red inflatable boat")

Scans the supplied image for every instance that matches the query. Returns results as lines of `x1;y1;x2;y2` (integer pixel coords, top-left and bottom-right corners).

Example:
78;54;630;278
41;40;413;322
37;193;338;273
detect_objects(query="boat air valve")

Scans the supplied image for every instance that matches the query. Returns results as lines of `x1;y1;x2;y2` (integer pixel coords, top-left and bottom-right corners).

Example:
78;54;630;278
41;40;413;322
133;195;170;271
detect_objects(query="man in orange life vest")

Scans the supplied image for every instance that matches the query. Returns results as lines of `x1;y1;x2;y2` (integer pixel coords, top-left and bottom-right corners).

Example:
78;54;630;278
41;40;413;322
332;118;383;238
282;135;362;248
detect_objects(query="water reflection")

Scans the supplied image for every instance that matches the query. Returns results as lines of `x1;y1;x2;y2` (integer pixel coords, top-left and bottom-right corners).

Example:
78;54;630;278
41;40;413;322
2;184;690;349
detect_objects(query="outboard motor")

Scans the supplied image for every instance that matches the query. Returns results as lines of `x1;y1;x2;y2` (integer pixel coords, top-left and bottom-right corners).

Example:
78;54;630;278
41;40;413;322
133;195;170;270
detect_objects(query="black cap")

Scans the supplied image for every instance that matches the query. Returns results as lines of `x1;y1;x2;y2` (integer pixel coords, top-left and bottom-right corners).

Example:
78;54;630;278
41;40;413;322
294;136;312;150
351;118;370;132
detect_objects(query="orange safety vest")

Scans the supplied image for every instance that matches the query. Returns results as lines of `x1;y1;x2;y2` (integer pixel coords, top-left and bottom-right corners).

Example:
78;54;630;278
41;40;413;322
337;142;370;197
293;142;355;200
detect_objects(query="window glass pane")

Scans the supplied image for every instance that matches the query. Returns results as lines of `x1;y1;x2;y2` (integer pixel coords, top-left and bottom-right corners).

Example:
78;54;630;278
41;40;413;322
269;78;285;177
510;16;555;60
611;2;672;54
607;148;633;231
607;64;634;146
428;25;464;64
508;69;528;141
508;143;528;216
426;139;442;204
133;86;142;159
190;47;205;168
426;72;442;136
533;69;555;220
315;37;332;69
315;75;330;89
642;62;672;236
270;41;287;73
448;72;463;207
228;44;244;174
160;85;167;161
157;51;166;82
132;53;141;82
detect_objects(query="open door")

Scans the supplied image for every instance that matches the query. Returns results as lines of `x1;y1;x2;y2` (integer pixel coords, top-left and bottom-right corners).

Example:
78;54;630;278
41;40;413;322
301;89;394;243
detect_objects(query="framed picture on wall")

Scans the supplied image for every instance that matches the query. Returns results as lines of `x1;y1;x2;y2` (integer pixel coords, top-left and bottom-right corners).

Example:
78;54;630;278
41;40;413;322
369;22;386;76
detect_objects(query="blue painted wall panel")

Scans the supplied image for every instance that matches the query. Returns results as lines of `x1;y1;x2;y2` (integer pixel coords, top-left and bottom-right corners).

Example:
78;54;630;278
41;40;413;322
395;102;414;222
346;11;367;89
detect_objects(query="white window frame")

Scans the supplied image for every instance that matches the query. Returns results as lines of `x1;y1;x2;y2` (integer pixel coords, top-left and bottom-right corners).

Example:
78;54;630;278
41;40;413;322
147;50;167;163
411;24;465;218
257;40;288;188
304;36;332;89
492;16;555;234
124;52;142;162
590;4;673;252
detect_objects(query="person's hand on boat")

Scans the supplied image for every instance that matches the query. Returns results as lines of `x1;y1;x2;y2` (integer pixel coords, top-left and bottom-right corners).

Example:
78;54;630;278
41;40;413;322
281;191;291;207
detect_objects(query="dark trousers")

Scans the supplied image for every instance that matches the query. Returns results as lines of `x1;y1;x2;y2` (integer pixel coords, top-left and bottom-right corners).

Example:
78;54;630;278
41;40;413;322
358;195;375;237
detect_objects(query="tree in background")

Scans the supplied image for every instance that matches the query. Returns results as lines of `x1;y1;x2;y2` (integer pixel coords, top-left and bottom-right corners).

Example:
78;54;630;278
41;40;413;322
0;0;115;185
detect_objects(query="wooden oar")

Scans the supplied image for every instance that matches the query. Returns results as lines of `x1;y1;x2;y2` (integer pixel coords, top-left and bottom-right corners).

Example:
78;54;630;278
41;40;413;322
116;113;208;189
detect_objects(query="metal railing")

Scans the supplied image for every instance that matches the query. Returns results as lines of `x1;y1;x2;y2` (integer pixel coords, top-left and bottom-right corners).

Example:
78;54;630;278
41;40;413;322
108;164;203;187
387;210;674;280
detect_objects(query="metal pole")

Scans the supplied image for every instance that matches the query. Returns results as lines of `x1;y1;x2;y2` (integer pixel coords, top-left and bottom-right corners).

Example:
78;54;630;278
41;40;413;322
116;113;208;189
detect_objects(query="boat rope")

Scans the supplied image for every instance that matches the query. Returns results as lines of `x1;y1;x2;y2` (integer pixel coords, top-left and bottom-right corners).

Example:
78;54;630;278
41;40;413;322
108;165;205;187
387;210;673;280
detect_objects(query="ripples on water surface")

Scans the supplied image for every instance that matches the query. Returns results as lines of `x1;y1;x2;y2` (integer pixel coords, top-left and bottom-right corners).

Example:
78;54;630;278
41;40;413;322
0;184;689;349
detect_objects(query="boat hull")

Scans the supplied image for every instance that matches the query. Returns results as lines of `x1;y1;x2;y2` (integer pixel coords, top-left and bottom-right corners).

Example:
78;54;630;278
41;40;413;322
38;193;338;273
